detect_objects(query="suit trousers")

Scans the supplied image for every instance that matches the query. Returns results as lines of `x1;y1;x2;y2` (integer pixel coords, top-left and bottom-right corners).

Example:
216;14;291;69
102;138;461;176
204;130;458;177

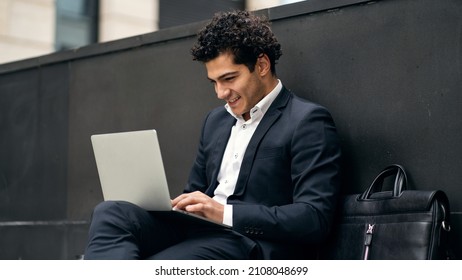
84;201;260;259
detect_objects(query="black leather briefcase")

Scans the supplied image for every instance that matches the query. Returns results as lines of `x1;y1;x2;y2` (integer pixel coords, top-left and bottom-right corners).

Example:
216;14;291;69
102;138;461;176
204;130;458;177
323;164;452;260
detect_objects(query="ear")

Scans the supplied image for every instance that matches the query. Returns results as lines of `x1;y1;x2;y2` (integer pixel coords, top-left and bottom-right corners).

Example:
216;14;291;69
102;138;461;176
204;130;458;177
256;54;271;77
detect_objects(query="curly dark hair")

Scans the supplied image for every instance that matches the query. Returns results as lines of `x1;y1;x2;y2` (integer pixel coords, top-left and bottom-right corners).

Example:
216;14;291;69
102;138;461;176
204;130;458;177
191;10;282;74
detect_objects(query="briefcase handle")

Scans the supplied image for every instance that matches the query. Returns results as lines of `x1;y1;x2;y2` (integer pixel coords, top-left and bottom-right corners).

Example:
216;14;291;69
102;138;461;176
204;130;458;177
360;164;408;200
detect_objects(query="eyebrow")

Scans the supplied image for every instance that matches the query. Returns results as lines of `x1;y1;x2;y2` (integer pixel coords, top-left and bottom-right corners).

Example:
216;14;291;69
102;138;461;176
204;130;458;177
207;71;239;82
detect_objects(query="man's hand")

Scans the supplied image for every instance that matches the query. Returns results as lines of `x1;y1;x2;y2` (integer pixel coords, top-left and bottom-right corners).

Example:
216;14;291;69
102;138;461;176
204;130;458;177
172;191;224;223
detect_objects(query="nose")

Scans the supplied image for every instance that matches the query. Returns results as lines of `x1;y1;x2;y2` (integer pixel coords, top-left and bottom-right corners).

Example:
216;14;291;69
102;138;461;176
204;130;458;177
215;83;230;100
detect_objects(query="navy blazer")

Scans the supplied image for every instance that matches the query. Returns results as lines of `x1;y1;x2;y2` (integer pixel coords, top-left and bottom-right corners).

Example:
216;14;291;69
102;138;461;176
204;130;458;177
184;86;342;259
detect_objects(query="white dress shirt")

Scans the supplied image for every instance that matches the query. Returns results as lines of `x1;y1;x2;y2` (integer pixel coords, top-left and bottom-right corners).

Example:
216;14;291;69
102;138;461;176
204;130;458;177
213;80;282;226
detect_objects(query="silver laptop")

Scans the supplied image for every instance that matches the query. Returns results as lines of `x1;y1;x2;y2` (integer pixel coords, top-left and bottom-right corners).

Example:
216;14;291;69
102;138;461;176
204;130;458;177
91;129;230;229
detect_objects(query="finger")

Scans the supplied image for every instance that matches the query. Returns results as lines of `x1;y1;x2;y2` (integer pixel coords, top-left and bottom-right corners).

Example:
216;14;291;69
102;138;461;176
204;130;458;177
171;193;188;207
174;193;206;210
185;203;205;213
172;191;203;202
172;192;197;207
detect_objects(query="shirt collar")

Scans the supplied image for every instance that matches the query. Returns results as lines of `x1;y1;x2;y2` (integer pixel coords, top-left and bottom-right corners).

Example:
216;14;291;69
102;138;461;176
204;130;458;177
225;79;282;121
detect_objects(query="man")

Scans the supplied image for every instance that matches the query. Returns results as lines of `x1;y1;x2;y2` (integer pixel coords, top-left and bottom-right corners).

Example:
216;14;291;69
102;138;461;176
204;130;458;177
84;10;341;260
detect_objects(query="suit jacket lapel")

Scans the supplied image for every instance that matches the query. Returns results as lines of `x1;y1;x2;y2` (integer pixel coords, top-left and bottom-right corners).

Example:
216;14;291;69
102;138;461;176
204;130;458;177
232;87;291;197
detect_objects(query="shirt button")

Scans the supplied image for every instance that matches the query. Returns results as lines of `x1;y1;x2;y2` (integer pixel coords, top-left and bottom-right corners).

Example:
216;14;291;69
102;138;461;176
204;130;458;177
234;153;238;159
242;124;246;129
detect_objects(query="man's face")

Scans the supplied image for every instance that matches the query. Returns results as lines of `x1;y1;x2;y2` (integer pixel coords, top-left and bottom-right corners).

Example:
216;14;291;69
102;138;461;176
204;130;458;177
205;52;267;121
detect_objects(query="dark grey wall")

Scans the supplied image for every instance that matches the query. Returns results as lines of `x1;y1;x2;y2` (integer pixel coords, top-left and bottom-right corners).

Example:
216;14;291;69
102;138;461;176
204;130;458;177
0;0;461;259
159;0;245;29
275;0;462;197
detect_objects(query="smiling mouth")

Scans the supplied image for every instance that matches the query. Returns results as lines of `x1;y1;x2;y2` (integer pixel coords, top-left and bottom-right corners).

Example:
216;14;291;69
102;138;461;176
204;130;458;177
228;96;240;105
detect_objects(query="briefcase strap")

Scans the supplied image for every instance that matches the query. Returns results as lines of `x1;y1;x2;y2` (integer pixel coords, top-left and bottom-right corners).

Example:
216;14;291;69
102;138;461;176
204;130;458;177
360;164;407;200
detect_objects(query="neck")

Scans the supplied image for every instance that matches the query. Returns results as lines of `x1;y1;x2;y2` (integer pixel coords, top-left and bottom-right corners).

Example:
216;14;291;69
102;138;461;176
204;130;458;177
241;77;279;121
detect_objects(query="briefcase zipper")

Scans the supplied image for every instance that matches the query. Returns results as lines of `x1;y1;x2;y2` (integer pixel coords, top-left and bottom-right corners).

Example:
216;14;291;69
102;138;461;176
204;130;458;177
364;224;375;260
